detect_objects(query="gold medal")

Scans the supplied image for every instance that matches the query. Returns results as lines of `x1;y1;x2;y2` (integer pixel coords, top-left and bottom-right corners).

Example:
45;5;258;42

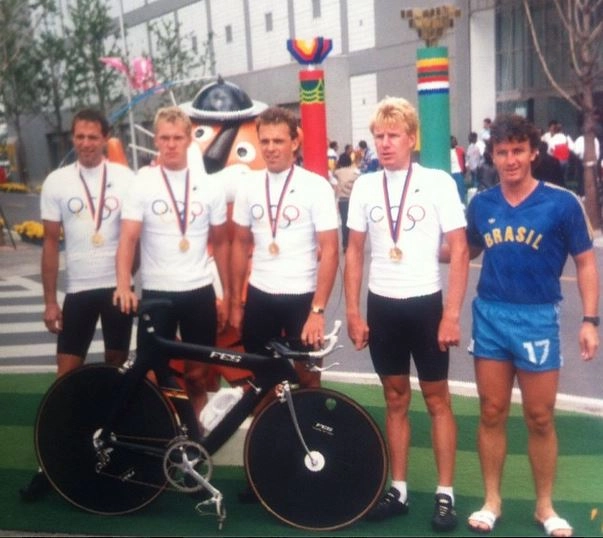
269;242;280;255
92;232;104;247
179;237;190;252
389;247;402;261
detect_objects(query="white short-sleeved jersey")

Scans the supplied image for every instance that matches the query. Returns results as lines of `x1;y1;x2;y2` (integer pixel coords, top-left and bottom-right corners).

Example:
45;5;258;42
347;163;466;299
122;165;227;292
232;165;338;294
40;160;134;293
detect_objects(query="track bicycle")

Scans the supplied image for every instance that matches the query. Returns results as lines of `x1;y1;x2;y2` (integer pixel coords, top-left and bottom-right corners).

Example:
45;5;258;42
34;299;388;531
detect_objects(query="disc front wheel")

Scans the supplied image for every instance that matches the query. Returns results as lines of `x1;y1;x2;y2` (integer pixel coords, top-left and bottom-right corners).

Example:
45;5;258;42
244;388;387;531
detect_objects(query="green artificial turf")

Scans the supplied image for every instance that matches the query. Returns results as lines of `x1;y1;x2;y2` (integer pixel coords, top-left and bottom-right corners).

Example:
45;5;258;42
1;373;602;537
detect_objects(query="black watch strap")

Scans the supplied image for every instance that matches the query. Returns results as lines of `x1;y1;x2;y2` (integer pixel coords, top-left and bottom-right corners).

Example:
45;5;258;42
582;316;600;327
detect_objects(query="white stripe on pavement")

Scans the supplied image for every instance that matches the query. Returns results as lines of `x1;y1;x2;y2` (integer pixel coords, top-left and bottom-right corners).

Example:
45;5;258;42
0;340;104;359
0;321;45;333
0;304;45;314
0;276;43;289
0;290;40;299
321;371;603;417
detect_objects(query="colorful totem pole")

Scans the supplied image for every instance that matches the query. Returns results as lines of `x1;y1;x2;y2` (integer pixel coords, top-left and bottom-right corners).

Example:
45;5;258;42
402;6;460;172
287;37;333;179
416;47;451;171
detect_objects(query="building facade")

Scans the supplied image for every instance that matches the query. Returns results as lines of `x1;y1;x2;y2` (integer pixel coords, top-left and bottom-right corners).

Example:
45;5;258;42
18;0;603;182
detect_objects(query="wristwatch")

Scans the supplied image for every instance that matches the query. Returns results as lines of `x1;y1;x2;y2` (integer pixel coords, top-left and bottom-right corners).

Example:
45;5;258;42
582;316;600;327
311;305;325;315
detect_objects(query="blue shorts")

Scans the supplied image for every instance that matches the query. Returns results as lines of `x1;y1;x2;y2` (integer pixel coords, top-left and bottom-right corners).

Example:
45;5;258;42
469;297;562;372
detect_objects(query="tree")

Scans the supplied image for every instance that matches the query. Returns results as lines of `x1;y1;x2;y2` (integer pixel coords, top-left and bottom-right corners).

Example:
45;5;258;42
35;6;72;162
0;0;53;74
65;0;122;115
0;0;54;182
149;19;215;105
522;0;603;230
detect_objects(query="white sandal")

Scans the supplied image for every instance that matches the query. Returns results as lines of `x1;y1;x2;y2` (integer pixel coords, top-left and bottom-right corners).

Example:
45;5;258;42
538;515;573;537
467;509;499;533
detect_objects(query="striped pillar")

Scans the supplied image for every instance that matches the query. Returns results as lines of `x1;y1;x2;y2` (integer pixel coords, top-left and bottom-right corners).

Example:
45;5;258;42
298;70;328;178
287;38;333;180
416;47;451;172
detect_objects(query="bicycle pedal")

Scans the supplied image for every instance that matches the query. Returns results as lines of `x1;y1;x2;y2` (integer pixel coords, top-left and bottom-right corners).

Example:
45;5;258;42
194;493;226;530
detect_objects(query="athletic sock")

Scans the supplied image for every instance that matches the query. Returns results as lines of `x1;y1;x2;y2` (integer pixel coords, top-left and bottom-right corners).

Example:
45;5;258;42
391;480;408;503
436;485;454;505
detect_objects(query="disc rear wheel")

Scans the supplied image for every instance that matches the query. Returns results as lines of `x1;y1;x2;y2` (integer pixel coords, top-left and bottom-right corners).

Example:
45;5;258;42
35;364;178;514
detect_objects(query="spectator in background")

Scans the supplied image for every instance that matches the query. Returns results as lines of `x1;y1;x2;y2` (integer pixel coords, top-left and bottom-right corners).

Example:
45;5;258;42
450;135;467;204
476;150;499;191
480;117;492;143
547;122;573;186
358;139;380;173
334;146;360;252
337;143;354;168
572;133;600;196
533;141;564;187
541;119;558;145
327;140;339;179
466;131;483;188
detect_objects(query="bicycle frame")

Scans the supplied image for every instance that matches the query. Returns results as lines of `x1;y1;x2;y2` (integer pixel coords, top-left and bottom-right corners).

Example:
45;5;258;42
36;298;387;531
99;299;306;456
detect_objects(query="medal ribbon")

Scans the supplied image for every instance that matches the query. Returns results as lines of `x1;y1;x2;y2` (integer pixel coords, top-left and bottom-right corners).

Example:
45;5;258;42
265;165;295;243
383;164;413;247
79;162;107;233
160;167;190;240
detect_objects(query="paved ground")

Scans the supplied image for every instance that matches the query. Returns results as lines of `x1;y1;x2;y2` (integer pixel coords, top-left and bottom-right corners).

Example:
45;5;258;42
0;239;50;278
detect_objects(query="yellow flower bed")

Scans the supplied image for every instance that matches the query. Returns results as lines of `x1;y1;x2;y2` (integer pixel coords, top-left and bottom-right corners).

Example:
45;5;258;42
13;220;45;239
0;182;30;193
12;220;65;241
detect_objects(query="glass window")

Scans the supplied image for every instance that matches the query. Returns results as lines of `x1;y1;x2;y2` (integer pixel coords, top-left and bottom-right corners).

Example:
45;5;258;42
312;0;321;18
265;12;273;32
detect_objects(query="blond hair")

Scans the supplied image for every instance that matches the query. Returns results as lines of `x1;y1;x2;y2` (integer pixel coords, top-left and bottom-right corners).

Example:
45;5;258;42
153;106;192;134
369;96;418;138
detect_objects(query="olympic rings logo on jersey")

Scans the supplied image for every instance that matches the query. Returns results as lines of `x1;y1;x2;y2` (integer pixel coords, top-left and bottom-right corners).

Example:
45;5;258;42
250;204;301;228
403;205;426;231
151;199;204;223
67;196;121;220
368;204;426;231
279;205;300;228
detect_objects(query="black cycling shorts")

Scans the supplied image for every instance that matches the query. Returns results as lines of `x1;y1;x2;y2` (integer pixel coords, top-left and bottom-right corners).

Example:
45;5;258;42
367;290;449;381
141;285;217;346
58;287;133;358
242;285;313;355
